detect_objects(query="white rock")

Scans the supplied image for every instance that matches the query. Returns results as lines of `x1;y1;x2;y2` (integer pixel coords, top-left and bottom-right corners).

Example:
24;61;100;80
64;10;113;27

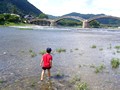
3;52;7;55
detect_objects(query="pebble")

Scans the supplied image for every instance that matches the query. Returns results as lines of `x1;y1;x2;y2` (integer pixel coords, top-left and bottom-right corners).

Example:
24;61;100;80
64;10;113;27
26;68;28;70
10;73;14;75
3;52;7;55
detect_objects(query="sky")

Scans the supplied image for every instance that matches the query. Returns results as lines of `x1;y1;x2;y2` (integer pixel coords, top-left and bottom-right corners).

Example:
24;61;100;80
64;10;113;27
28;0;120;17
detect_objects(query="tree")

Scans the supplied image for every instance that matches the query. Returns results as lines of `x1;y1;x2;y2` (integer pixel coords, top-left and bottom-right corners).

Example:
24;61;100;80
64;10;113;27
57;19;82;26
4;14;11;20
8;15;20;23
38;13;48;19
0;14;21;25
89;20;100;28
0;14;5;25
0;14;4;21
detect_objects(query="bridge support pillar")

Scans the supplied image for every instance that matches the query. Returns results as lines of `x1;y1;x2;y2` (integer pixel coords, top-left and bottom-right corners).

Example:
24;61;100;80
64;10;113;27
82;20;89;28
50;21;56;26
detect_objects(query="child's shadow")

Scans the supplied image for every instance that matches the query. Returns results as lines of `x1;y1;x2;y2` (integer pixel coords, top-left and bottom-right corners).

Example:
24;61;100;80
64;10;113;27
51;73;69;80
38;74;69;90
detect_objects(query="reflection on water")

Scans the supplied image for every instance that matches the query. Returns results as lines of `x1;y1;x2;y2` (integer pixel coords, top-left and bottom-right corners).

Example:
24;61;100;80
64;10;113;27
0;27;120;90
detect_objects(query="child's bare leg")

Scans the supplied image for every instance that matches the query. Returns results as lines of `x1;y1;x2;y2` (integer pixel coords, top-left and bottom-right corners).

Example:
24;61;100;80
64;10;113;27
41;70;45;80
47;69;51;78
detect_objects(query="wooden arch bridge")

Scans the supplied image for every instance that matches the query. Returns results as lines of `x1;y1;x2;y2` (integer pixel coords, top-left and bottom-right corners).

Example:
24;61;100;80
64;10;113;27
29;15;120;28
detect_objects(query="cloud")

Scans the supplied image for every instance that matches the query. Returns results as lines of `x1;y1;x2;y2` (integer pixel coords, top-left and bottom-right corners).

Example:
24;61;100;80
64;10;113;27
28;0;120;17
91;0;120;16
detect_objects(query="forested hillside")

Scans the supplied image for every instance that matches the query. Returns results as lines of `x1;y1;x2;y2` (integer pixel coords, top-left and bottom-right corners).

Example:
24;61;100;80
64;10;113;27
0;0;42;16
64;12;120;25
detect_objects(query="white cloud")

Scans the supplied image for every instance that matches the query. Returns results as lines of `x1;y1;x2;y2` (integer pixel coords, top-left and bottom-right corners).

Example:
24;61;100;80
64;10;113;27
28;0;120;17
91;0;120;16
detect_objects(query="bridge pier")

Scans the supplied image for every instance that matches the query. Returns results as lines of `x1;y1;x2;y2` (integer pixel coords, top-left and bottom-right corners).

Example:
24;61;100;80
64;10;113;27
82;20;89;28
30;20;51;26
50;21;56;26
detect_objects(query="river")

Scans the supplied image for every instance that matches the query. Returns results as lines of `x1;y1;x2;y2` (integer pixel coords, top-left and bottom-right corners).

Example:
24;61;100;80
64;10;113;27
0;26;120;90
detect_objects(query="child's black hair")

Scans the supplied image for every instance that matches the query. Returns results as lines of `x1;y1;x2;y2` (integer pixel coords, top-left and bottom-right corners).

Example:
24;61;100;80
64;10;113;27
46;48;52;53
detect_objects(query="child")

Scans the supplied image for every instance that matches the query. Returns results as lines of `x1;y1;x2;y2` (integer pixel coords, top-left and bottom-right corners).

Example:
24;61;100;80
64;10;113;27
40;48;52;81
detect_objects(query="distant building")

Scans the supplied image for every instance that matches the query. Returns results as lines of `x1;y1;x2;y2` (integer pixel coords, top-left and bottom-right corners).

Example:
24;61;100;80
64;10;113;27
24;15;34;20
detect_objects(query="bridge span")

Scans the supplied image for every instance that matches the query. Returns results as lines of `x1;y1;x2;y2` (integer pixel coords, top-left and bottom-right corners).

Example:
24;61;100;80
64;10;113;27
29;15;120;28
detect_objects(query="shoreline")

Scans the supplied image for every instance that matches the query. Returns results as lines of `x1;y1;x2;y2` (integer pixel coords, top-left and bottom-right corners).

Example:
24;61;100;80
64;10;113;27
8;25;120;31
0;23;119;30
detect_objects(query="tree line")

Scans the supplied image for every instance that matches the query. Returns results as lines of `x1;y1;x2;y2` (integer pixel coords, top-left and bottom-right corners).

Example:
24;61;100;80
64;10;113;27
0;13;21;25
0;13;48;25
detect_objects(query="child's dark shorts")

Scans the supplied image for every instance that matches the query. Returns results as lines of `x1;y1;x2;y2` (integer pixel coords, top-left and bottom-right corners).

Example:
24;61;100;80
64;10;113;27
42;67;51;70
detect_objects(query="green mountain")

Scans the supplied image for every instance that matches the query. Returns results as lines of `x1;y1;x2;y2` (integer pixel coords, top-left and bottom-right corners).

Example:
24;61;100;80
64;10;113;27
48;12;105;19
63;12;120;25
0;0;42;16
64;12;105;19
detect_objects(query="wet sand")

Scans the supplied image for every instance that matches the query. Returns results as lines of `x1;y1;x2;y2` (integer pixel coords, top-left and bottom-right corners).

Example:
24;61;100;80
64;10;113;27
0;27;120;90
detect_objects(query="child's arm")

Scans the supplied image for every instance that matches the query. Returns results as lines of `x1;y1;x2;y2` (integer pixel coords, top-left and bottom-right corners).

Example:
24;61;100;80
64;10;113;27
50;60;52;67
50;55;53;67
40;58;43;67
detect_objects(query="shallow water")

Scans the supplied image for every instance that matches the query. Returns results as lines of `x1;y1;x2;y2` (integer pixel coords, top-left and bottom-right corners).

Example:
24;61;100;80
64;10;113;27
0;27;120;90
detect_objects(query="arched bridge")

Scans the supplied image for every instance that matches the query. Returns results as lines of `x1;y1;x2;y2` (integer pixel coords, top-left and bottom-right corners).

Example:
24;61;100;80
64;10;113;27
29;16;85;26
29;19;53;26
29;15;120;28
87;15;120;22
54;16;85;22
82;15;120;28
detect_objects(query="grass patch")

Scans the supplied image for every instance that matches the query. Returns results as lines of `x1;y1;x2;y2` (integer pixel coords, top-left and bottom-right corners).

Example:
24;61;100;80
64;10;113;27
117;50;120;53
99;48;103;51
56;48;66;53
53;71;64;79
55;71;64;77
69;76;89;90
75;48;79;50
19;28;33;30
0;80;4;84
111;58;120;68
115;46;120;49
56;72;62;77
70;76;81;84
90;64;95;68
30;82;36;87
91;45;96;48
0;80;6;84
29;49;37;57
95;64;106;73
29;49;33;53
75;82;88;90
107;44;112;49
39;50;46;55
79;65;82;68
109;44;112;49
95;67;100;73
21;50;25;53
3;22;31;26
30;52;37;57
